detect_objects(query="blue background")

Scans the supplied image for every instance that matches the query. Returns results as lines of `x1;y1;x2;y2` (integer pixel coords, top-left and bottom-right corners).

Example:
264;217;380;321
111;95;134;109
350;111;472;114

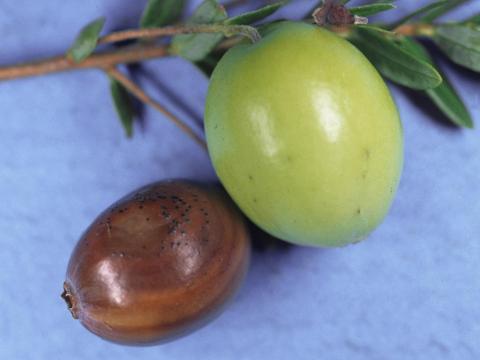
0;1;479;359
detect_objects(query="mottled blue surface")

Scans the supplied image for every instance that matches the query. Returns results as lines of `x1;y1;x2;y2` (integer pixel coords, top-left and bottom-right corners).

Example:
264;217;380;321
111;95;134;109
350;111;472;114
0;1;479;359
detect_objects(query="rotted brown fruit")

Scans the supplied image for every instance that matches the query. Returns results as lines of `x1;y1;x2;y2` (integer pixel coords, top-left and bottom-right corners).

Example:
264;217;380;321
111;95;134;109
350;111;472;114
61;180;250;345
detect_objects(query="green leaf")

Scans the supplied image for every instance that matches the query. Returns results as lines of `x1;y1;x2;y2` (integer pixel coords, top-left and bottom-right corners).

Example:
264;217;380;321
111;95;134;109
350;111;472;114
390;1;448;29
140;0;186;28
110;78;135;137
434;24;480;72
356;24;395;35
420;0;471;23
171;0;228;62
426;76;474;128
349;27;442;90
464;13;480;25
349;3;396;17
226;1;287;25
396;37;473;128
67;17;105;63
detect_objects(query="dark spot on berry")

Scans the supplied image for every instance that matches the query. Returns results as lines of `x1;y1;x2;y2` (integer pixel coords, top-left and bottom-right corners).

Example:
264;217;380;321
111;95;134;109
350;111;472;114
363;148;371;160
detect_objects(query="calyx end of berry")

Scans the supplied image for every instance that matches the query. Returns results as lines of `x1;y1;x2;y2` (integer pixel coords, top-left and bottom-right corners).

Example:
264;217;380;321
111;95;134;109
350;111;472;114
312;0;368;26
61;282;79;319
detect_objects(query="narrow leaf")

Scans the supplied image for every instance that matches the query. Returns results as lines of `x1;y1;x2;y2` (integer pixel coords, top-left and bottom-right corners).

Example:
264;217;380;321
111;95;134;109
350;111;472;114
349;3;396;17
434;24;480;72
171;0;227;62
349;27;442;90
390;1;448;29
110;78;135;137
226;1;287;25
464;13;480;25
426;77;474;128
396;37;473;128
356;24;395;35
421;0;471;23
140;0;186;28
67;17;105;63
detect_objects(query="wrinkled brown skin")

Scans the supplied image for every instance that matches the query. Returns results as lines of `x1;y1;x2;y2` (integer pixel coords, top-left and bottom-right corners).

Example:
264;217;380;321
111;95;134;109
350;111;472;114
62;180;250;345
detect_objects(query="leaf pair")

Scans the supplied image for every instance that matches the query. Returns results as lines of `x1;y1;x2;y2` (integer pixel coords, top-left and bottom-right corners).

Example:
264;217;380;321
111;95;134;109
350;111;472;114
67;1;189;137
349;26;473;128
396;36;473;128
349;27;442;90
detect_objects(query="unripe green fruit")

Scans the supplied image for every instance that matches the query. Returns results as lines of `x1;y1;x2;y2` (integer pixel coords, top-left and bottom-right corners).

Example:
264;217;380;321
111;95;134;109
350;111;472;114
205;21;403;247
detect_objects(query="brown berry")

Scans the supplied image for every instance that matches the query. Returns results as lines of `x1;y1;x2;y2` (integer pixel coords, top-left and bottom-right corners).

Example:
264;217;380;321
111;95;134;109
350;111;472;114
62;180;250;345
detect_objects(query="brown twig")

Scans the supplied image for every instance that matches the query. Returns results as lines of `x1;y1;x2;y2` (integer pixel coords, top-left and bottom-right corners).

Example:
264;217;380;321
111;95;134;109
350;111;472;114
0;44;167;81
0;21;263;83
0;20;434;84
106;67;208;151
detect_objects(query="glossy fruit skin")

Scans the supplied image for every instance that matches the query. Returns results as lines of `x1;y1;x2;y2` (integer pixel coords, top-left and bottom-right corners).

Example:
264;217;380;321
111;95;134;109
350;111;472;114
62;180;250;345
205;21;403;247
